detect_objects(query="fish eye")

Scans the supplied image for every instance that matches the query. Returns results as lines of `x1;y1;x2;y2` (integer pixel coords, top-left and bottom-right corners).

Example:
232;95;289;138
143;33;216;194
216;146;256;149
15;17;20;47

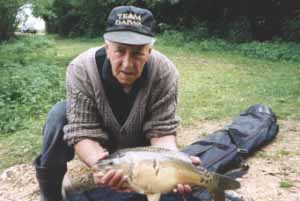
105;159;115;166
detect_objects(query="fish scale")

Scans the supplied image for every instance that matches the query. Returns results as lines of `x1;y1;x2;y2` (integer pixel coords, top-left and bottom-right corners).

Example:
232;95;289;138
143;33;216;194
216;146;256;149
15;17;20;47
62;147;241;201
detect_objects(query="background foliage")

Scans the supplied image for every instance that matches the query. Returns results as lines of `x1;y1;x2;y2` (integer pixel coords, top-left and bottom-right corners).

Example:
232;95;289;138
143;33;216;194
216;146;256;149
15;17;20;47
31;0;300;41
0;35;299;170
0;36;65;133
1;0;300;42
0;0;27;41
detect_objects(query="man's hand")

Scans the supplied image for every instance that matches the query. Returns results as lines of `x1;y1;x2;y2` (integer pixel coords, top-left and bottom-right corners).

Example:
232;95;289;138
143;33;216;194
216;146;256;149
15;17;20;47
74;139;133;192
93;169;132;192
173;155;201;194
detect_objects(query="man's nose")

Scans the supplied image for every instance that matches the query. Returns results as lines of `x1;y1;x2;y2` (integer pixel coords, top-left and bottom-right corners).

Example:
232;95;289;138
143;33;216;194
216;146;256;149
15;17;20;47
123;53;133;69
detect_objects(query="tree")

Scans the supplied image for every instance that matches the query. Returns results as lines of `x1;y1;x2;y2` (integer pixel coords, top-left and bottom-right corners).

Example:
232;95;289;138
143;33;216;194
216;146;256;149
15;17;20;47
0;0;28;41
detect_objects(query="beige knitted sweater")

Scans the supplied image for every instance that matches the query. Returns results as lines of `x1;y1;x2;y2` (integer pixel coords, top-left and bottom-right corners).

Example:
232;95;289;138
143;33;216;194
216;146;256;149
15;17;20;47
63;47;180;152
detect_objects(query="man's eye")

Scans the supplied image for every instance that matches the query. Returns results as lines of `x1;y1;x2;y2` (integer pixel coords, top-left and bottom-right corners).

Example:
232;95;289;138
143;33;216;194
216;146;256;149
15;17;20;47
134;52;144;57
115;49;124;54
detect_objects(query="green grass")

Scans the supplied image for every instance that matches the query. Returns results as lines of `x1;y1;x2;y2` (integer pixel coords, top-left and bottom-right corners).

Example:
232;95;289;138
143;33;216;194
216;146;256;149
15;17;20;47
276;149;290;157
155;39;300;123
0;34;300;172
280;179;294;188
0;119;44;168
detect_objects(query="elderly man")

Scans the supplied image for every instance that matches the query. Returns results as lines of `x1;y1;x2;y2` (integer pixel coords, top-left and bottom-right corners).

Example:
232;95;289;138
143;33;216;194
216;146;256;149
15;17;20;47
34;6;199;201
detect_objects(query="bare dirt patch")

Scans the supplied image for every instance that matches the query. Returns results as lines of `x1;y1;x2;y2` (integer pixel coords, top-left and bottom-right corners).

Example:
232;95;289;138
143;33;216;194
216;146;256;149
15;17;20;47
235;120;300;201
0;119;299;201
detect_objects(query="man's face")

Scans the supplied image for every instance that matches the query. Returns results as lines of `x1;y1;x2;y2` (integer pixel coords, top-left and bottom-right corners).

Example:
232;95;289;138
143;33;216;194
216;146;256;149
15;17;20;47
105;41;152;89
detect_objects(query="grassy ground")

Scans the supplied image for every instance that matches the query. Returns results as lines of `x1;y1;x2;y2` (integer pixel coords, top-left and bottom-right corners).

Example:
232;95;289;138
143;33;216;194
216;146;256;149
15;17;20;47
0;35;299;172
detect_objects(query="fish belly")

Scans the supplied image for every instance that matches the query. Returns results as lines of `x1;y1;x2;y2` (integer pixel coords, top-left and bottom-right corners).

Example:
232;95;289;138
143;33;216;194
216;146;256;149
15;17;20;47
128;160;179;194
128;158;200;195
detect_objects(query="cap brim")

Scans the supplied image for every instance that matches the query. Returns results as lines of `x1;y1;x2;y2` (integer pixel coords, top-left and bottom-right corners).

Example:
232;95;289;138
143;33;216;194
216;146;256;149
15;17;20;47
103;31;154;45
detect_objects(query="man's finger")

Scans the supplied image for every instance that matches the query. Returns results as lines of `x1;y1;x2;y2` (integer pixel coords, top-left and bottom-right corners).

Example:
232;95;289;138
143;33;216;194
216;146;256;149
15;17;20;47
100;169;116;184
176;184;185;194
190;156;201;165
183;184;192;193
99;152;109;160
108;170;123;187
119;187;133;193
116;175;128;189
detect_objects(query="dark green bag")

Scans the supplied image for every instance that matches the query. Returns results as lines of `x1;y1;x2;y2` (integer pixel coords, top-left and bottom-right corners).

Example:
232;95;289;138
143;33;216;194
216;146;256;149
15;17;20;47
182;104;279;200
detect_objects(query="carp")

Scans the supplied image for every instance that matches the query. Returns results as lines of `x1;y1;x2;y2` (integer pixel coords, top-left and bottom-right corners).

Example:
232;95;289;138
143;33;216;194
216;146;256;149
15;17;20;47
62;147;241;201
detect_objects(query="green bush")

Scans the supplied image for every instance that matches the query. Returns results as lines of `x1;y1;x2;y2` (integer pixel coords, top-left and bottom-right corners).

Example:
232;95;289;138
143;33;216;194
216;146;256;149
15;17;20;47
237;41;300;62
159;30;186;46
283;10;300;42
227;17;253;42
159;28;300;63
0;36;65;134
185;21;210;40
158;29;231;52
196;39;231;51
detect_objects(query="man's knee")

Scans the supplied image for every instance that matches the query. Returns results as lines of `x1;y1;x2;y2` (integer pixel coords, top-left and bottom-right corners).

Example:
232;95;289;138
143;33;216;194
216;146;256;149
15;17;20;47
42;101;67;149
40;101;74;166
46;101;67;126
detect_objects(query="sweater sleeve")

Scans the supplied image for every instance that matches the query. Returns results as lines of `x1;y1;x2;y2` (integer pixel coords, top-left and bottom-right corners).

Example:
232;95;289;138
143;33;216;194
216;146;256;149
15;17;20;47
63;59;109;146
143;58;181;139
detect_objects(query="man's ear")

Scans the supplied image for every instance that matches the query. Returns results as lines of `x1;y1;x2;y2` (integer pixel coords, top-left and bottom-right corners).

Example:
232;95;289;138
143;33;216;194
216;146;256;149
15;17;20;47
104;42;109;59
148;47;152;54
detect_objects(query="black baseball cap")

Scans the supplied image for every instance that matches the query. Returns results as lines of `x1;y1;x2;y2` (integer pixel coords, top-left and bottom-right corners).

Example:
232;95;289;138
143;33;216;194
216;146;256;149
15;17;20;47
103;6;156;45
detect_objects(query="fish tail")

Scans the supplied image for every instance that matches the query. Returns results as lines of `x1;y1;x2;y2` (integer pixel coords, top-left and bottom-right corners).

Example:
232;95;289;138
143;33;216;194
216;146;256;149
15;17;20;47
208;174;240;201
216;173;241;190
210;190;225;201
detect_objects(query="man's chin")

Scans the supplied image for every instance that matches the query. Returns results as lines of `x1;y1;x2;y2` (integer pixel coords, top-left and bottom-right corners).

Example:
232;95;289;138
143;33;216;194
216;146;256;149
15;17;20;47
119;80;134;89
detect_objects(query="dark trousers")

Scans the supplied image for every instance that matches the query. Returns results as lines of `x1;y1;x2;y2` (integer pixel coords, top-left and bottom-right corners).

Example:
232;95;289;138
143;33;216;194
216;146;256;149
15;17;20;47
34;101;74;201
39;101;74;167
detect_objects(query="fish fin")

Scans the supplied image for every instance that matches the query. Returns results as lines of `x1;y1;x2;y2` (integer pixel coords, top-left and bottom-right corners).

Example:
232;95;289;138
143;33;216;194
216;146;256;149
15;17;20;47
210;190;225;201
61;185;67;199
147;194;161;201
216;173;241;190
61;174;71;198
62;171;97;196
